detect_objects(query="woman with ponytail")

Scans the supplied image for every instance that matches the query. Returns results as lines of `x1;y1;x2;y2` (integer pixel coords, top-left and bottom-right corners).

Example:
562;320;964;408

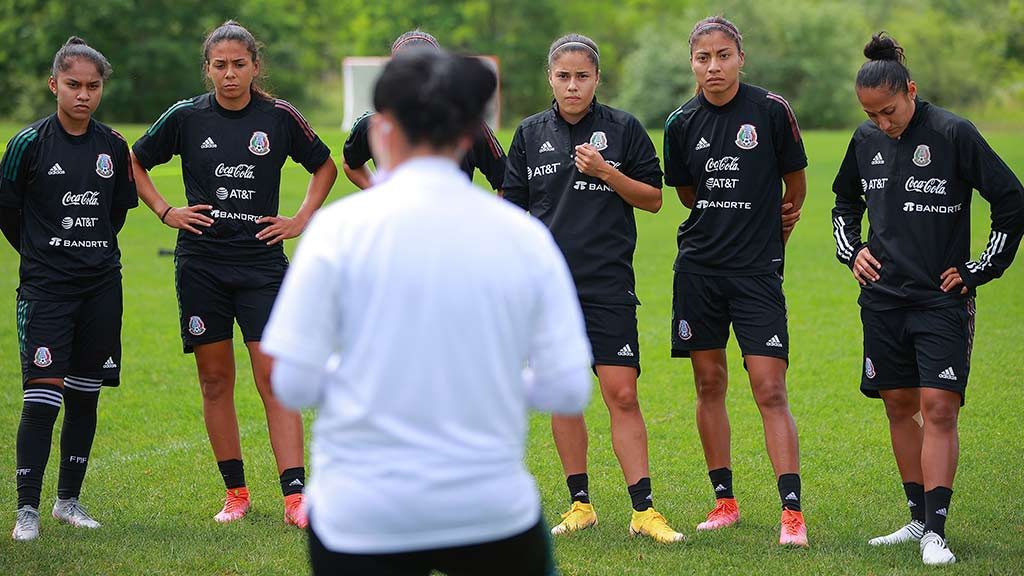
663;15;809;547
2;37;137;540
130;20;338;529
504;33;684;544
832;32;1024;566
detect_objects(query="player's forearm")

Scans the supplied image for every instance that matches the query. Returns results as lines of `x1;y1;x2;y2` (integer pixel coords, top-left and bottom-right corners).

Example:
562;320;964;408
601;167;662;213
130;152;171;216
342;160;372;190
675;186;696;209
293;157;339;223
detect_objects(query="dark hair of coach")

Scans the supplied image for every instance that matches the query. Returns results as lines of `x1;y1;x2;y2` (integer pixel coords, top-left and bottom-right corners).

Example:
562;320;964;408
373;49;496;149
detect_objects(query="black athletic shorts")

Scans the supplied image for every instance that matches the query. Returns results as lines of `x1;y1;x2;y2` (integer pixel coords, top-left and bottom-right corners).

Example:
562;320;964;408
581;301;640;373
16;281;123;386
174;255;286;353
671;271;788;362
309;517;556;576
860;299;975;405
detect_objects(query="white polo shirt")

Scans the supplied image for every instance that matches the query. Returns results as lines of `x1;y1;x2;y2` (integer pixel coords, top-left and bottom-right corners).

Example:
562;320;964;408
262;156;592;554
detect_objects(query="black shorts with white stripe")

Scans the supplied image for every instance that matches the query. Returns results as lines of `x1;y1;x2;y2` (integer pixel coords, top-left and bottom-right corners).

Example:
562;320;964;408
860;299;975;406
17;282;123;387
671;271;789;363
580;302;640;374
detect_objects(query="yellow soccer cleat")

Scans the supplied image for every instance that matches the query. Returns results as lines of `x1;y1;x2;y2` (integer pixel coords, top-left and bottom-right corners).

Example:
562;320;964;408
550;501;598;536
629;508;685;543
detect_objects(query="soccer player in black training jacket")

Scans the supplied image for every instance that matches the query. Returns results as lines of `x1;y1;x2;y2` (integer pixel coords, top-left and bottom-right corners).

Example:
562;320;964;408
832;33;1024;566
342;30;506;193
2;38;138;541
504;33;684;544
663;16;809;547
130;21;337;529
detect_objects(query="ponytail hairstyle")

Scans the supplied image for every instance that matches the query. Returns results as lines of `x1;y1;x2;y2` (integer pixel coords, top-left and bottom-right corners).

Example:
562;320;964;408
52;36;112;80
547;33;600;71
202;20;273;100
391;30;440;55
373;49;496;149
856;32;911;94
688;16;743;54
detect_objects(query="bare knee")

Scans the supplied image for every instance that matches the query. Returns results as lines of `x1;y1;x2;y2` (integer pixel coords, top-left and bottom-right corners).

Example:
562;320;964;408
752;379;789;411
694;365;728;402
604;384;639;412
922;397;959;432
198;370;234;403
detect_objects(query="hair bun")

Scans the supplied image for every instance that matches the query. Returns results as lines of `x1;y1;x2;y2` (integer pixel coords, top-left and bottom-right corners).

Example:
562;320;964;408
64;36;87;47
863;32;904;63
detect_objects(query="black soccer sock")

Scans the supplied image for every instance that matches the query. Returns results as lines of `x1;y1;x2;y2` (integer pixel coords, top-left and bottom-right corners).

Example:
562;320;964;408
217;459;246;490
16;385;63;509
778;473;802;511
709;467;734;500
628;477;653;512
903;481;925;523
566;473;590;504
57;385;100;500
280;467;306;497
925;486;953;538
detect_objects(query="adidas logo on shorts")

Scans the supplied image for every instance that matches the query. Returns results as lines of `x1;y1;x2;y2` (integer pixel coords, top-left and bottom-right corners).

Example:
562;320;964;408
766;334;783;348
201;137;218;149
48;163;65;175
938;367;957;381
539;141;555;153
695;137;710;150
103;357;118;369
871;152;885;165
617;344;635;357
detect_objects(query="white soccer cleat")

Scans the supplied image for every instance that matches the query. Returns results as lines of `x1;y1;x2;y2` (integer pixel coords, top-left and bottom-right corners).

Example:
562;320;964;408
12;506;40;541
868;520;924;546
920;531;956;565
52;497;101;529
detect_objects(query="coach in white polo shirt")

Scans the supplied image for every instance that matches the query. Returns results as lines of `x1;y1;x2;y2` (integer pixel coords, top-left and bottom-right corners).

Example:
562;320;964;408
262;50;592;576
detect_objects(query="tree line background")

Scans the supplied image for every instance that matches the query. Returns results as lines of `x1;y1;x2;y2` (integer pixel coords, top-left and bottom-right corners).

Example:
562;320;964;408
1;0;1022;130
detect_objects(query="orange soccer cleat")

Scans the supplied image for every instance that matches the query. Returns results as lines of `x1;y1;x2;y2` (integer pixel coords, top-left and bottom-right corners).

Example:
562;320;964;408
214;487;251;524
696;497;740;531
779;509;808;547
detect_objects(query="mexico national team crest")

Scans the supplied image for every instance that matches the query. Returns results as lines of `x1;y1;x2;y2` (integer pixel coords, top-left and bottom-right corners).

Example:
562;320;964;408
248;131;271;156
589;131;608;151
735;124;758;150
864;357;876;379
188;316;206;336
95;153;114;178
34;346;52;368
913;144;931;167
678;320;693;341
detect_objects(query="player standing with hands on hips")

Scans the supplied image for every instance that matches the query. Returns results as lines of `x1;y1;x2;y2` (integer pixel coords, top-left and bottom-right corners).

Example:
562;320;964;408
504;33;685;543
264;48;592;576
663;16;809;546
2;37;138;541
131;20;337;528
832;32;1024;565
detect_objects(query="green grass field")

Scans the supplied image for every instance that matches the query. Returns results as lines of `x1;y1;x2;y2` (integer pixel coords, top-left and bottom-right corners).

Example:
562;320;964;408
0;121;1021;575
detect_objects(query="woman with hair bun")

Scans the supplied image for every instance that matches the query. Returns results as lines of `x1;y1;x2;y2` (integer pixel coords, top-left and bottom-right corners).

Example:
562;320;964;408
264;48;587;576
342;29;506;193
504;33;684;544
832;32;1024;566
131;20;338;528
1;36;137;541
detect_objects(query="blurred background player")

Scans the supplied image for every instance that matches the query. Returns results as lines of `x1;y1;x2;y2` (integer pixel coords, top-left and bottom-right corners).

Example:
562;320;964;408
264;48;592;576
130;20;337;528
504;33;684;544
342;30;506;192
663;16;808;546
832;32;1024;566
2;37;138;540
